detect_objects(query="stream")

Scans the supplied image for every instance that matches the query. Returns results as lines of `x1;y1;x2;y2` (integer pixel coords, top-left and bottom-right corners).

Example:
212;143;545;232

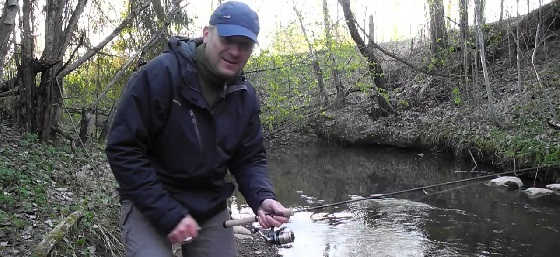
231;142;560;257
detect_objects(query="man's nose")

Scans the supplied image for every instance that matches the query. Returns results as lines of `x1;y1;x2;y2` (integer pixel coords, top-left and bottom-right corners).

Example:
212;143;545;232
228;43;242;57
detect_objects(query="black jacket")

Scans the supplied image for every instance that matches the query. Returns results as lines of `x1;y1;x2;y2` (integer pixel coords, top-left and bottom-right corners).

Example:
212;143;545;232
106;37;276;234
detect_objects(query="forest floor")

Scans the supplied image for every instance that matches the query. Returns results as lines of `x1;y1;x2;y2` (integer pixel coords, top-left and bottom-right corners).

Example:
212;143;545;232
312;35;560;182
0;121;283;256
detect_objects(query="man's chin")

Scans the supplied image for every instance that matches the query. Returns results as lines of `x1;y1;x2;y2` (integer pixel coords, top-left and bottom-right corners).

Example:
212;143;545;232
217;69;240;80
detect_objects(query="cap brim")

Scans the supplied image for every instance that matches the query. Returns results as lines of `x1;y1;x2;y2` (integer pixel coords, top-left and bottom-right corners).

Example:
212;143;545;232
215;24;258;43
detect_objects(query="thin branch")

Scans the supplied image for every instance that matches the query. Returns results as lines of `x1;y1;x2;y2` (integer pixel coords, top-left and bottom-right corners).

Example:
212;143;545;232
354;21;457;79
58;33;85;77
90;3;182;110
61;0;88;56
58;1;150;77
0;88;18;97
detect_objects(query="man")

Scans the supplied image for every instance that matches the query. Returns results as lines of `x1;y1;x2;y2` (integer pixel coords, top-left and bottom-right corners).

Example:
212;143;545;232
106;2;290;256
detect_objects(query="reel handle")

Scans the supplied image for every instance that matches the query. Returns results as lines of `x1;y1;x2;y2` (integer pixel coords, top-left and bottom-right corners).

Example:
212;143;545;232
223;209;294;228
224;216;258;227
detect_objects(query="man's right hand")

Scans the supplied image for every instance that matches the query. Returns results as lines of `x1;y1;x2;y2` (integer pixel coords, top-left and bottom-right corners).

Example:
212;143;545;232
167;215;200;244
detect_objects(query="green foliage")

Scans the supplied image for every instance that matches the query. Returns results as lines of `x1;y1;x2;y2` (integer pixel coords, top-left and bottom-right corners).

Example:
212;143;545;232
491;130;560;166
22;132;39;145
64;55;128;111
486;115;560;166
377;87;388;98
398;99;409;109
452;87;462;105
269;22;309;54
246;37;369;131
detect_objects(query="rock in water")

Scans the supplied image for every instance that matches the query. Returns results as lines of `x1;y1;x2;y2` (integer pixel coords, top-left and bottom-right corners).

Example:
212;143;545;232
545;184;560;193
488;176;523;189
523;188;554;198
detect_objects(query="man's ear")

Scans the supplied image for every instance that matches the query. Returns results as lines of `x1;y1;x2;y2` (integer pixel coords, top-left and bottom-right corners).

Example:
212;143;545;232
202;26;210;43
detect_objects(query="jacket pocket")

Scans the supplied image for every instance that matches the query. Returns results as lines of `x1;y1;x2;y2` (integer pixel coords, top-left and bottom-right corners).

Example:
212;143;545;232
187;109;203;152
171;98;202;150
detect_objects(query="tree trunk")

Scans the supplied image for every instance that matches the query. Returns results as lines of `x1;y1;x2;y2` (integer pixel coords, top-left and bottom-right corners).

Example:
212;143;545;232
37;66;64;140
322;0;344;108
14;0;141;142
293;4;328;107
79;108;96;143
16;0;88;141
0;0;19;82
368;15;374;45
474;0;496;119
18;0;38;132
459;0;470;96
338;0;385;89
338;0;394;117
516;0;523;92
500;0;505;22
428;0;448;58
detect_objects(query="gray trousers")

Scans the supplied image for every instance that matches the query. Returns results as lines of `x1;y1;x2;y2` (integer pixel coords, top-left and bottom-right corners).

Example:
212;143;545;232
120;200;236;257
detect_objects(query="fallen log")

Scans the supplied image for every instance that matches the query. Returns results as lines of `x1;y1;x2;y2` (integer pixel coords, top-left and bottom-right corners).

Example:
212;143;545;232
31;210;83;257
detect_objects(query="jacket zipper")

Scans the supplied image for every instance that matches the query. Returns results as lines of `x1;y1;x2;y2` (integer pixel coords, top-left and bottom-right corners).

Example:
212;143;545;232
188;109;203;152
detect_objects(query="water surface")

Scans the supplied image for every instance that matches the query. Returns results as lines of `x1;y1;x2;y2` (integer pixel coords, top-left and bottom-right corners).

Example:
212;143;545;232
232;143;560;257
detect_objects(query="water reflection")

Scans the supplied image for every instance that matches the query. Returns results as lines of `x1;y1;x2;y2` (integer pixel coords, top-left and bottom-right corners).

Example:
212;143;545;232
234;143;560;257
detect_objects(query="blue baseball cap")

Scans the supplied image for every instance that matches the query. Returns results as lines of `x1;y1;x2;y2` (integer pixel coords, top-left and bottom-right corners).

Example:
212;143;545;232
209;1;259;43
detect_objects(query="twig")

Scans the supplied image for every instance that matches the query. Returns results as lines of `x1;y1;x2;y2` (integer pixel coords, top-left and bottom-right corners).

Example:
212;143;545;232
533;167;539;187
468;149;478;171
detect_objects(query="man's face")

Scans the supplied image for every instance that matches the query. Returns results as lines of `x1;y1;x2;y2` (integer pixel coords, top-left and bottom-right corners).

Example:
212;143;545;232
203;26;255;79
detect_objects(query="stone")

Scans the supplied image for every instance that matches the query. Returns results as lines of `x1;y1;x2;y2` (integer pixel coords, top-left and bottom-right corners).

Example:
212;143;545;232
234;234;253;240
545;184;560;193
233;226;252;235
523;187;554;198
488;176;523;189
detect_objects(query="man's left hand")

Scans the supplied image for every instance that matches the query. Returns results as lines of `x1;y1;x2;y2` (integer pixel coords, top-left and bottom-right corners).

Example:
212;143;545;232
256;199;291;228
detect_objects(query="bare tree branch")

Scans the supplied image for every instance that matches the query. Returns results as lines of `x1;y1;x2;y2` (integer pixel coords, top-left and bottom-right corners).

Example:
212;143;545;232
474;0;496;118
61;0;88;56
90;3;182;110
354;21;456;79
58;1;150;77
293;1;328;106
58;33;85;77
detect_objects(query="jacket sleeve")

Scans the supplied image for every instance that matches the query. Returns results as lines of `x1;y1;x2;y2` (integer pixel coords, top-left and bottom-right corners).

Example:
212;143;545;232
106;57;188;234
228;87;276;214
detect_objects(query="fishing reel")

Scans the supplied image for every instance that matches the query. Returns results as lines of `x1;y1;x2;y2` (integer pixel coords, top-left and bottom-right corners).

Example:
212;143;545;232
259;226;295;245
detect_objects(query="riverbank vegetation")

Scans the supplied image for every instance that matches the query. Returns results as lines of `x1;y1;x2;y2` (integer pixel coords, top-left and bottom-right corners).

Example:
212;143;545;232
0;0;559;256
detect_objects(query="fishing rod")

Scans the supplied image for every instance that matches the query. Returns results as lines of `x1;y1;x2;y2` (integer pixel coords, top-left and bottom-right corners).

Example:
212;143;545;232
224;166;549;228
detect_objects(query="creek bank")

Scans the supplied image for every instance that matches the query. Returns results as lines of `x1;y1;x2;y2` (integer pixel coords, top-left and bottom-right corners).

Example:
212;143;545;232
310;39;560;184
